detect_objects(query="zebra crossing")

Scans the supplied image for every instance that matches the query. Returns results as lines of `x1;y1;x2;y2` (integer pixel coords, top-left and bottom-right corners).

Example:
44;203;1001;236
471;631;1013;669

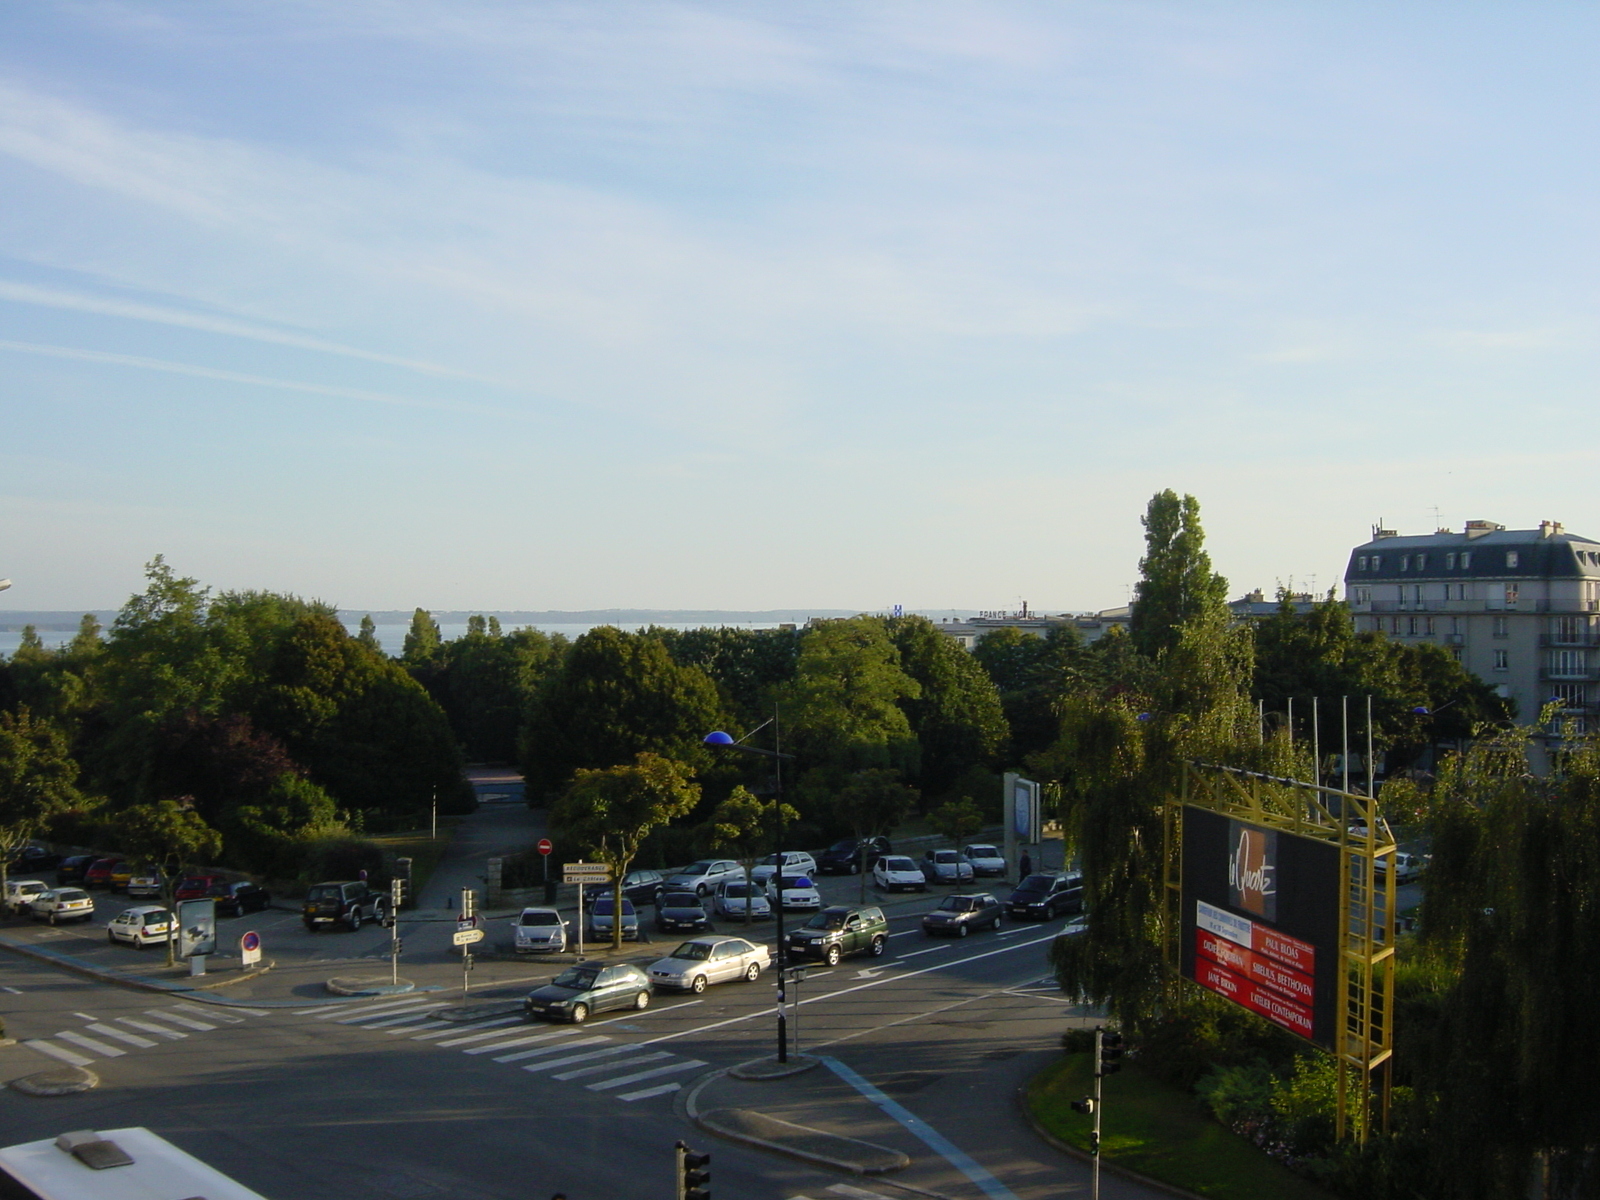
21;1001;267;1067
789;1185;902;1200
290;997;706;1102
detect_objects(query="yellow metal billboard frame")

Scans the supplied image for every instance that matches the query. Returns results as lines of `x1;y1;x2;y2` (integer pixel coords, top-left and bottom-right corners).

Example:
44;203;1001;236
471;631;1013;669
1165;761;1396;1142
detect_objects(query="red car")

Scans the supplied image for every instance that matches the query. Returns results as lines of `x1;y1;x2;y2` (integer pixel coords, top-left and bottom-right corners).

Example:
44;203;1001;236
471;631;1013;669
174;874;226;901
83;858;125;889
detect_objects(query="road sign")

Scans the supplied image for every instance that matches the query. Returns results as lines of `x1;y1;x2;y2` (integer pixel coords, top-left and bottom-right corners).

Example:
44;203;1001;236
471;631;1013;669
452;927;486;946
564;862;611;884
240;930;261;967
537;838;553;856
457;916;478;932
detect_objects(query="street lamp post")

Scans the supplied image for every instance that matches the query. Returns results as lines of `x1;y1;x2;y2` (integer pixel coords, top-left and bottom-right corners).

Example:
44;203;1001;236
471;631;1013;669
704;719;795;1064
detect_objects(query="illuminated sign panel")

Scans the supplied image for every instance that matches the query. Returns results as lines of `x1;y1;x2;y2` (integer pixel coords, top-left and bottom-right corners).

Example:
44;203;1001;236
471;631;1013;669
1180;806;1339;1049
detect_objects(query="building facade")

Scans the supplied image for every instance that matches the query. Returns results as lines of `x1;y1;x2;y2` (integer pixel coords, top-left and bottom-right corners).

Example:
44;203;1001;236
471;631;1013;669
1344;520;1600;732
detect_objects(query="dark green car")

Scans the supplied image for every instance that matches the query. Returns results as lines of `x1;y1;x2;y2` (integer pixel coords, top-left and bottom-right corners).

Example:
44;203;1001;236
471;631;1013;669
523;963;653;1023
785;905;888;965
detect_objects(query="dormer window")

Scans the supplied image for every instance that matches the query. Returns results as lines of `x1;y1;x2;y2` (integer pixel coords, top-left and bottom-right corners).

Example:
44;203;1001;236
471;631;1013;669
1358;556;1368;570
1416;554;1427;571
1400;556;1409;571
1507;551;1520;568
1461;552;1472;569
1446;552;1456;569
1372;555;1382;571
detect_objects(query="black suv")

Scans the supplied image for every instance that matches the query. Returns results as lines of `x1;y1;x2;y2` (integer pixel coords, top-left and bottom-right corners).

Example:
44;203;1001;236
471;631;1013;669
1007;872;1083;920
786;905;888;965
817;836;892;875
302;881;388;931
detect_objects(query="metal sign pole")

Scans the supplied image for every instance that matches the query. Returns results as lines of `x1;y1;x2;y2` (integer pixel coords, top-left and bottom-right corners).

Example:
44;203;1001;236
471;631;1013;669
1091;1028;1103;1200
577;882;585;961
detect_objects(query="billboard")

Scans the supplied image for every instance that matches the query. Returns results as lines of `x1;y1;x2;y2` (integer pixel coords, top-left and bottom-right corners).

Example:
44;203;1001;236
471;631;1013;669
1180;806;1340;1049
1010;777;1040;844
176;899;217;959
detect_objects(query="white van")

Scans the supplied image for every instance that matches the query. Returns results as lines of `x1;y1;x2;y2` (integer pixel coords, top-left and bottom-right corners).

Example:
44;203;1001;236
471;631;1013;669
0;1128;267;1200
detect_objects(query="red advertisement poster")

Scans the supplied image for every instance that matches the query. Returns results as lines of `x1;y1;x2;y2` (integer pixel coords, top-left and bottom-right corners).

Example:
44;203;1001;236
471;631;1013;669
1197;930;1315;1006
1196;960;1315;1039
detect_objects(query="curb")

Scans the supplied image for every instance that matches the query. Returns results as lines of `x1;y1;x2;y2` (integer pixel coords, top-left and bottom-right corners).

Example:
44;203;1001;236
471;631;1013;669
728;1054;822;1080
325;976;417;997
0;935;276;1001
1016;1082;1211;1200
9;1066;99;1097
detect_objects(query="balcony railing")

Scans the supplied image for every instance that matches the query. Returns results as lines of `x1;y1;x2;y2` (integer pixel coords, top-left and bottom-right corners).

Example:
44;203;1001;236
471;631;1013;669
1540;633;1600;648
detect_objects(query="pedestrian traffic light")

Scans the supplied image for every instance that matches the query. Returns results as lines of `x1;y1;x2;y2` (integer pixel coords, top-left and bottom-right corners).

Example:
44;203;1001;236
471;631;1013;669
675;1140;710;1200
1098;1029;1124;1077
1070;1096;1095;1115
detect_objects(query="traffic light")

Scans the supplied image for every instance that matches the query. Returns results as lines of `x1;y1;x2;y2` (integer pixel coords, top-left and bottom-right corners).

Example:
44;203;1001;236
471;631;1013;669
1098;1029;1124;1077
675;1140;710;1200
1070;1096;1095;1115
460;888;476;922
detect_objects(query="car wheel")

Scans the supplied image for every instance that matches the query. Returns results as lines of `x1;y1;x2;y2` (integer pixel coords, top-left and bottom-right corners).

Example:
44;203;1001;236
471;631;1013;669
696;884;707;897
348;908;362;932
744;962;761;982
991;916;1002;931
303;921;316;932
47;912;56;926
107;932;116;944
634;990;651;1011
958;923;970;938
869;936;886;957
850;861;860;875
570;1003;589;1024
825;944;842;967
691;975;708;994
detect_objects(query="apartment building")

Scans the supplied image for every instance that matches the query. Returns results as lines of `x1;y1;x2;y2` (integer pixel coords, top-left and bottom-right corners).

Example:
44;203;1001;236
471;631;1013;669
1344;520;1600;734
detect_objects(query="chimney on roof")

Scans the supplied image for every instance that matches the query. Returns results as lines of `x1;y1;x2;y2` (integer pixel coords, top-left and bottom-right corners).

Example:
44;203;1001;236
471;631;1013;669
1372;522;1397;540
1540;521;1564;538
1465;520;1504;539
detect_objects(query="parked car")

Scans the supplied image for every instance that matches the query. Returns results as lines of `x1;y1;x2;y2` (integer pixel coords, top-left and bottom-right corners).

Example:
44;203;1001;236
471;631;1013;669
302;881;388;932
54;855;96;885
921;892;1004;937
647;936;770;993
82;858;125;889
874;855;928;893
175;875;226;902
713;879;772;921
511;906;569;954
107;905;175;949
921;849;975;886
125;867;166;898
10;844;59;872
654;892;712;935
107;862;136;891
749;851;818;886
786;905;889;965
1007;872;1083;920
28;887;95;924
817;836;892;875
961;844;1007;877
581;867;668;910
665;859;744;897
523;962;652;1023
586;895;643;941
209;880;270;917
766;873;822;911
1377;851;1428;884
4;879;50;916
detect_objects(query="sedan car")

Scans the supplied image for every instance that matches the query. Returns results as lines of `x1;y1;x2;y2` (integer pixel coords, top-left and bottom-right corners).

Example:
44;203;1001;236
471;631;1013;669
585;895;643;941
581;867;668;910
4;879;50;916
511;906;569;954
209;880;270;917
921;892;1003;937
713;879;772;921
665;859;744;897
921;849;975;886
107;905;174;948
766;874;822;911
654;891;712;935
817;836;892;875
523;962;652;1023
1007;872;1084;920
28;888;95;924
961;844;1007;877
647;936;770;993
874;855;928;893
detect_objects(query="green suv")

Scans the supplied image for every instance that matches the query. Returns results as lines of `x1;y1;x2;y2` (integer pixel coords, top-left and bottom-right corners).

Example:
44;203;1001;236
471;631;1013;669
785;905;888;965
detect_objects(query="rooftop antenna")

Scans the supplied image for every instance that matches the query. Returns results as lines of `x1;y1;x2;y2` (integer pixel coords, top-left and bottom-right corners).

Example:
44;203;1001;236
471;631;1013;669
1429;505;1445;532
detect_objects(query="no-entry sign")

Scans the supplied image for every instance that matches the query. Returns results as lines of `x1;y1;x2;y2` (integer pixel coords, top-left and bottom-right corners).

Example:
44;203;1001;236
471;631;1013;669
537;838;553;856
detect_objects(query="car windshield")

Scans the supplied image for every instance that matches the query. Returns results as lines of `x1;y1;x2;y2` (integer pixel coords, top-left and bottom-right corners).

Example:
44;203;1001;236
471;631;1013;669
307;885;341;901
680;861;714;875
519;911;559;926
828;839;855;853
805;911;847;930
934;851;958;863
670;942;713;961
551;968;600;990
1016;875;1052;893
939;896;978;912
592;898;634;916
967;846;998;857
662;893;699;908
883;857;915;871
723;884;754;898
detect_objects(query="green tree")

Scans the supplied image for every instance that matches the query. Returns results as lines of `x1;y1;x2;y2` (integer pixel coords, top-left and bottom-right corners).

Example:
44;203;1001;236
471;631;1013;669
439;623;565;763
928;797;983;844
1129;490;1229;660
780;617;920;778
972;624;1092;762
551;753;701;948
0;709;87;907
402;608;443;666
885;616;1009;797
825;767;918;901
649;626;803;732
357;615;383;653
113;799;223;966
706;785;800;925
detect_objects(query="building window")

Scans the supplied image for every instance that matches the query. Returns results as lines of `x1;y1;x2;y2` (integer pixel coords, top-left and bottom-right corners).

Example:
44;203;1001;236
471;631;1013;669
1414;585;1423;606
1451;617;1462;634
1507;551;1520;568
1551;650;1587;678
1390;616;1401;634
1416;554;1427;571
1356;587;1370;604
1506;584;1520;607
1372;555;1383;571
1493;616;1508;637
1446;552;1457;569
1461;552;1472;569
1457;584;1468;600
1450;646;1463;662
1493;649;1509;671
1407;617;1418;635
1424;616;1435;635
1358;556;1368;571
1400;555;1409;571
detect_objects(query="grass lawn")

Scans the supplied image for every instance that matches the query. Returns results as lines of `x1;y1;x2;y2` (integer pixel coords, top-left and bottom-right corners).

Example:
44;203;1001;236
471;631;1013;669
1028;1055;1336;1200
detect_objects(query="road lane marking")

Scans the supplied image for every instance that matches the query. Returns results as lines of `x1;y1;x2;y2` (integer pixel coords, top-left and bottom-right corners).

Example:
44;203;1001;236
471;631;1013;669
319;998;435;1021
494;1035;608;1063
55;1030;125;1057
412;1015;522;1040
115;1017;186;1039
337;1001;442;1025
24;1040;93;1067
71;1011;97;1021
587;1058;705;1090
618;1082;684;1101
86;1023;158;1049
553;1051;671;1081
1;987;21;994
521;1045;633;1073
145;1010;217;1031
291;1004;347;1016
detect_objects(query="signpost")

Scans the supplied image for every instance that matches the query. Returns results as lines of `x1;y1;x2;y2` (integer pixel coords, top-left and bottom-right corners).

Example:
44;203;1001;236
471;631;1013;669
564;863;611;960
538;838;553;891
452;927;485;946
239;930;261;968
459;887;478;998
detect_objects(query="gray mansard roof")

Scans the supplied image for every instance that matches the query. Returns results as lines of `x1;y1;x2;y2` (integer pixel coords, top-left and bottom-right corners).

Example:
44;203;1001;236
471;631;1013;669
1345;525;1600;583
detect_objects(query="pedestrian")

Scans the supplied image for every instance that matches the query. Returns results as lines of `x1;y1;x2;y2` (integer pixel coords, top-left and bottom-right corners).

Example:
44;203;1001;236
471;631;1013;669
1019;850;1032;879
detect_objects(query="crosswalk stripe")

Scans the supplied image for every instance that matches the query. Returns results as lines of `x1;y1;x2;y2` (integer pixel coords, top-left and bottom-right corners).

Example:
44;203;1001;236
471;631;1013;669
618;1082;685;1102
171;1002;244;1023
337;1002;442;1025
144;1009;216;1031
356;1008;448;1029
24;1039;94;1067
433;1020;532;1047
291;1004;346;1016
318;999;434;1022
553;1052;670;1081
56;1030;126;1057
521;1045;631;1073
462;1028;580;1056
115;1017;186;1040
86;1023;158;1049
587;1059;705;1091
412;1016;521;1041
828;1185;897;1200
493;1035;609;1064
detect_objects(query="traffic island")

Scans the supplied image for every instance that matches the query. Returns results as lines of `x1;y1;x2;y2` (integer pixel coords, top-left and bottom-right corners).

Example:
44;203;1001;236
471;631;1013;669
695;1107;909;1174
729;1054;822;1080
324;976;417;996
9;1066;99;1097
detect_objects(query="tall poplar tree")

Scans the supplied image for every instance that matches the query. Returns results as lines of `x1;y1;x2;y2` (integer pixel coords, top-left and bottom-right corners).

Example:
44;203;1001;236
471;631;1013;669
1129;490;1229;659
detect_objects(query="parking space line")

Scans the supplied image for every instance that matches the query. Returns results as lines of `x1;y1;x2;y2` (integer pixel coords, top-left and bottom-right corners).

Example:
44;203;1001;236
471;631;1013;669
494;1035;609;1064
552;1051;670;1081
587;1058;705;1091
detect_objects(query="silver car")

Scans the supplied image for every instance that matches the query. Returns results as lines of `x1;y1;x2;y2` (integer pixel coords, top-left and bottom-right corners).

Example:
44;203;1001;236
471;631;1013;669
665;859;744;897
647;936;770;993
920;849;975;885
961;844;1007;877
511;906;569;953
713;879;772;921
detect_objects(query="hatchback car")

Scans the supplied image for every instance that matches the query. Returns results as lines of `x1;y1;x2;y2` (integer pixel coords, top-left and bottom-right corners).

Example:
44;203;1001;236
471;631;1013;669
4;879;50;916
54;855;96;885
1007;872;1083;920
749;851;818;886
125;867;166;898
175;874;226;902
29;887;95;924
665;859;744;897
874;855;928;893
961;844;1007;877
82;858;125;889
817;836;892;875
1377;851;1428;884
511;906;569;954
921;849;975;885
586;895;643;941
581;867;668;910
107;905;175;948
922;892;1004;937
523;962;652;1023
766;874;822;911
713;879;772;921
209;880;270;917
647;936;770;993
654;892;712;935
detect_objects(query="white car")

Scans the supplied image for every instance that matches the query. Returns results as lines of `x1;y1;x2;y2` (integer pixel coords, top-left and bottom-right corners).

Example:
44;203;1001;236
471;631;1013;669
749;851;818;886
29;887;95;924
107;905;174;948
4;879;49;915
962;844;1007;877
1377;851;1428;884
874;855;927;893
511;906;569;954
766;874;822;911
713;879;772;921
647;936;770;993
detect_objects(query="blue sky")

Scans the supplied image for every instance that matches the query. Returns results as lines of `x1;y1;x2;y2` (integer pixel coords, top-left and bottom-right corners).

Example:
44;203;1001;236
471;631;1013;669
1;3;1595;615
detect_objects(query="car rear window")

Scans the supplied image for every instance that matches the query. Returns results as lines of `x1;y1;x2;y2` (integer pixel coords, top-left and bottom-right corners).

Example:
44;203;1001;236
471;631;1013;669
57;889;89;902
883;857;915;871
